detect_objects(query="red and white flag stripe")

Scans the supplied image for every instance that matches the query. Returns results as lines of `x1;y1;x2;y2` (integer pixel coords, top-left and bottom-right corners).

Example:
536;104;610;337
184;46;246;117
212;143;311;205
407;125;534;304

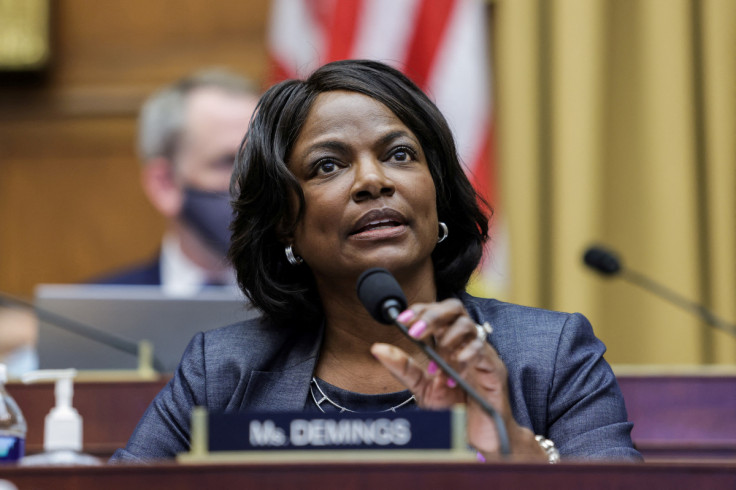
268;0;508;296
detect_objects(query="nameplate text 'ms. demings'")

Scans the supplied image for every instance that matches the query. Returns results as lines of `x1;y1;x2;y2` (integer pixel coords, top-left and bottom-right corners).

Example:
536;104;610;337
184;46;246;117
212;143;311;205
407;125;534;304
208;410;455;452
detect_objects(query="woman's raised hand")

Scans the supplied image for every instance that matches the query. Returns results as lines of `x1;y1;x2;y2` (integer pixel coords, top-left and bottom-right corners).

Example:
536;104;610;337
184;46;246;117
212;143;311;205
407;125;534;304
370;298;545;461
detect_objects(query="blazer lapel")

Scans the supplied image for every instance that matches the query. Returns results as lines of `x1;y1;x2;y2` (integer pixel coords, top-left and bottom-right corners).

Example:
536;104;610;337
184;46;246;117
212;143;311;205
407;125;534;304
242;359;317;411
239;322;323;412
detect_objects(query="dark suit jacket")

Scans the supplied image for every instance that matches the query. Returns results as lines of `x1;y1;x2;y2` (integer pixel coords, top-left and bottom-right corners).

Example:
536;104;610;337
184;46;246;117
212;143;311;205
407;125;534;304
111;293;641;462
90;257;161;285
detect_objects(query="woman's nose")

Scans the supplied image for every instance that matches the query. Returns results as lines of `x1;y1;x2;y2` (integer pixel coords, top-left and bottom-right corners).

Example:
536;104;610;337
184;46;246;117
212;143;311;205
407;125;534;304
351;157;395;202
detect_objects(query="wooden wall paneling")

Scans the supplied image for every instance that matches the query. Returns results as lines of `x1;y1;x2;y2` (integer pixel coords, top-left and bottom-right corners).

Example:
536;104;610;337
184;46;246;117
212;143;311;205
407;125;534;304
53;0;272;86
0;117;163;295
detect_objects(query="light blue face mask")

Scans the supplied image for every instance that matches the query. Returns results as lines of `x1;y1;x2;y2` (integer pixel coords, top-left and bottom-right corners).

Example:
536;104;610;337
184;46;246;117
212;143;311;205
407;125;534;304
180;187;233;257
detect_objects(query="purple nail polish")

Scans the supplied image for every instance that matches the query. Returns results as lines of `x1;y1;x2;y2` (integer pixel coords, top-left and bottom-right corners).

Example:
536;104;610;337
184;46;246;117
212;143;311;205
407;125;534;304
397;309;415;324
447;378;457;388
427;361;438;374
408;320;427;338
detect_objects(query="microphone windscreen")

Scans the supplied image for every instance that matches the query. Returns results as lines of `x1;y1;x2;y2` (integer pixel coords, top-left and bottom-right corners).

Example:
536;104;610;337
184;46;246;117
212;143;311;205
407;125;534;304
356;268;407;324
583;246;622;275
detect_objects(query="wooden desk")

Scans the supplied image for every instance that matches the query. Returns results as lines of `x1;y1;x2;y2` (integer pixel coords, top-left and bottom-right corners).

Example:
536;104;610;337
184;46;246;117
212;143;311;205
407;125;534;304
0;461;735;490
6;369;736;462
616;368;736;461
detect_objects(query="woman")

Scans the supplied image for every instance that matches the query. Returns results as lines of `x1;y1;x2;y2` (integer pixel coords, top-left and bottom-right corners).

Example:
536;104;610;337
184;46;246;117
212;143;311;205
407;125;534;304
112;60;640;462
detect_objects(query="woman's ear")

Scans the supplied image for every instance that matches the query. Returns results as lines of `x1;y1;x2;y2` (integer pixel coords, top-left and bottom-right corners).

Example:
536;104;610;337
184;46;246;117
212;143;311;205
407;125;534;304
274;219;293;245
275;187;302;244
140;158;183;218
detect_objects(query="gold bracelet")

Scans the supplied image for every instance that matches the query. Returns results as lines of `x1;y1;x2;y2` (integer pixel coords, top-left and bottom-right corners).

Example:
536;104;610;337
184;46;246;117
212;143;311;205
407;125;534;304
535;435;561;464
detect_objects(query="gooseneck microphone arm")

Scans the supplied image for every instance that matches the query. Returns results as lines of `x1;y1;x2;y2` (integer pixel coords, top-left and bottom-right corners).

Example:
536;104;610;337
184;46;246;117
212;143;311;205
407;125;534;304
623;268;736;337
357;268;511;457
583;246;736;338
0;291;166;372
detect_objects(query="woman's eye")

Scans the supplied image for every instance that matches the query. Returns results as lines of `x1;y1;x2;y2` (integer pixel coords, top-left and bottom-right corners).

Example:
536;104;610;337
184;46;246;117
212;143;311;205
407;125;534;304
316;160;338;174
390;147;416;162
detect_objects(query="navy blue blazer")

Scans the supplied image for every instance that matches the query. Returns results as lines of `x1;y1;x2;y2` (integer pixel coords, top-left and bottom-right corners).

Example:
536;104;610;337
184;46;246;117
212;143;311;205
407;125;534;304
90;257;161;285
111;294;641;462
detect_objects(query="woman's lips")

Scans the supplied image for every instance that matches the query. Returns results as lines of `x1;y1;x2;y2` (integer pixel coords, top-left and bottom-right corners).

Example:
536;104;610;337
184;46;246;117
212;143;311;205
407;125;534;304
349;208;408;239
350;221;407;239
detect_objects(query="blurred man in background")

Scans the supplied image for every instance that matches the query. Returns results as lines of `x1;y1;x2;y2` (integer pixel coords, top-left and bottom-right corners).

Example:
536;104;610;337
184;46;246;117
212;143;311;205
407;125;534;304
93;69;260;296
1;69;260;374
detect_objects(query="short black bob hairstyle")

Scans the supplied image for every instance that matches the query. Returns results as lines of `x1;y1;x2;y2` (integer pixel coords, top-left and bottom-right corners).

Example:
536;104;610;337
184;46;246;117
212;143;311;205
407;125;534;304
229;59;490;324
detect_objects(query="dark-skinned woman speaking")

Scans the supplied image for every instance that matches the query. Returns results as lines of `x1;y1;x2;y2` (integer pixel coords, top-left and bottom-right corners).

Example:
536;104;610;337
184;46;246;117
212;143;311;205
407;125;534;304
111;60;641;463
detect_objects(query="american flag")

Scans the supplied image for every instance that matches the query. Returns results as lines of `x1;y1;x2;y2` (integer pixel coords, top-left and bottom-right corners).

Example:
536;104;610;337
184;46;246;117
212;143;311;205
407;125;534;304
268;0;508;297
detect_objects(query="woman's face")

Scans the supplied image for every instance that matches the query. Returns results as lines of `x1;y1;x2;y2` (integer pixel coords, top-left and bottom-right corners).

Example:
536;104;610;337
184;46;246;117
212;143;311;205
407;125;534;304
287;90;438;287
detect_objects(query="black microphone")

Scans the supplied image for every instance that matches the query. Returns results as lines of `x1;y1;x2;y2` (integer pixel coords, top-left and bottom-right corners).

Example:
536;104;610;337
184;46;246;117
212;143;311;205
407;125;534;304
583;246;621;275
583;245;736;338
356;268;511;457
0;291;166;372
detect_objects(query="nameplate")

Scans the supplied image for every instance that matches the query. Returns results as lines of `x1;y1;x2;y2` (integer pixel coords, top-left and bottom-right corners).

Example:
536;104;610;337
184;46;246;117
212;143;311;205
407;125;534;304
208;409;456;452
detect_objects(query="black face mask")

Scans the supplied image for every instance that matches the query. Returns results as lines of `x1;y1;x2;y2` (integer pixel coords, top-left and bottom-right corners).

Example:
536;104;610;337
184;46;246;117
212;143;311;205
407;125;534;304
180;187;233;257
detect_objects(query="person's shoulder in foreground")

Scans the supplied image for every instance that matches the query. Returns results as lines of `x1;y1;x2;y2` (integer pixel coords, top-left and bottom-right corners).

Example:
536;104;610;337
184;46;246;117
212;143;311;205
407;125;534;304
462;293;642;461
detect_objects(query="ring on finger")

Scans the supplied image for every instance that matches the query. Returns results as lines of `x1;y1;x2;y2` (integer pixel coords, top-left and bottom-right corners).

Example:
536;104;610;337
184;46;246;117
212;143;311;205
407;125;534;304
475;321;493;341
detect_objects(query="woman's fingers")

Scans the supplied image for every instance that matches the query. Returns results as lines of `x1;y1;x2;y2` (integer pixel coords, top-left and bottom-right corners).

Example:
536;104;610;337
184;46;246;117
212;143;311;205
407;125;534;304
396;299;511;406
455;336;486;363
370;343;463;408
401;299;467;340
370;343;424;393
401;299;489;374
437;315;481;355
386;300;532;459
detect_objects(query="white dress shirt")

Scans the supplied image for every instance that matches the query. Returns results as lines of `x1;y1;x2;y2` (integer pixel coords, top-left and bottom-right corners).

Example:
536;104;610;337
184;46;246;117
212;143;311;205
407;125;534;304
159;233;236;297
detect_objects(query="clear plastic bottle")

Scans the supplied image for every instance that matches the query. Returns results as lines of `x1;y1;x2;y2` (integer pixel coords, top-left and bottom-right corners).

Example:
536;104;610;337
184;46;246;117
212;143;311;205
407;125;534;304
0;364;26;463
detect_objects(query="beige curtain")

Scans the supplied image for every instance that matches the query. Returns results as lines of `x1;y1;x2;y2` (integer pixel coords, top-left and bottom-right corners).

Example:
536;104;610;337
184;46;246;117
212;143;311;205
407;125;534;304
493;0;735;365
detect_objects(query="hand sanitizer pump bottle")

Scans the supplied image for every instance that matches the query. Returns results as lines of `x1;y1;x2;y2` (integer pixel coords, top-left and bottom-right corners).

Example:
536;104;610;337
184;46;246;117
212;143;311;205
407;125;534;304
0;364;26;463
20;369;100;466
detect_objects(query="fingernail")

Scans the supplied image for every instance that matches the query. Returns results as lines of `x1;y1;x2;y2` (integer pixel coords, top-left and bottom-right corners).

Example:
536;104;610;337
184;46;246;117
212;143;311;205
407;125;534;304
476;451;486;463
397;309;415;324
446;378;457;388
427;361;438;374
408;320;427;338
